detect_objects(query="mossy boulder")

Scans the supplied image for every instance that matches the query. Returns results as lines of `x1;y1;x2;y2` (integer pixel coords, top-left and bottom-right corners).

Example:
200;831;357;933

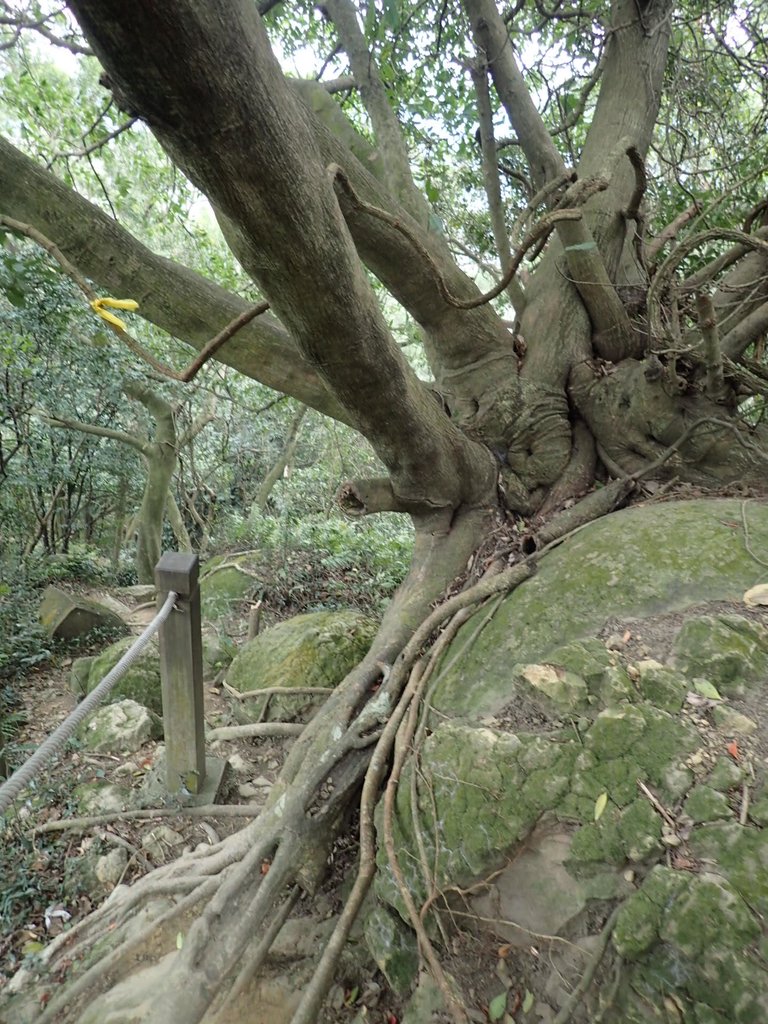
225;609;378;722
39;585;127;641
432;499;768;718
613;866;767;1022
71;636;163;714
671;614;768;696
200;552;261;618
370;500;768;1023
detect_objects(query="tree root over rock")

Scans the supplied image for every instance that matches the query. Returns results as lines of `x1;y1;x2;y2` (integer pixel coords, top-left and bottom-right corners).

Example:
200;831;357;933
4;496;632;1024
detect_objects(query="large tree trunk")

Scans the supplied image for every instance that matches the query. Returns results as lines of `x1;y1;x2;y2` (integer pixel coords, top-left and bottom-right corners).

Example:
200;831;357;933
2;0;767;1020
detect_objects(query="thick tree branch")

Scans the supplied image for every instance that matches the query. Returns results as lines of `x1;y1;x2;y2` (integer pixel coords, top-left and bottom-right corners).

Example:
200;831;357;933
0;136;350;423
470;60;526;313
288;79;517;381
0;213;272;386
463;0;567;191
721;301;768;360
322;0;427;221
68;0;496;512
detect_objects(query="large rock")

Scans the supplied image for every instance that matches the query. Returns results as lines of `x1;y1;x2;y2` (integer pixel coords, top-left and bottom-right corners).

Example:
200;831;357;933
370;499;768;1024
200;551;261;618
225;609;378;722
71;636;163;714
433;498;768;718
39;585;127;641
78;698;162;752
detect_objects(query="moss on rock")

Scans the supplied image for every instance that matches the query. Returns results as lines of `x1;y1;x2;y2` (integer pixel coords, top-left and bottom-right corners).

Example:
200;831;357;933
671;614;768;697
225;609;378;723
73;636;162;714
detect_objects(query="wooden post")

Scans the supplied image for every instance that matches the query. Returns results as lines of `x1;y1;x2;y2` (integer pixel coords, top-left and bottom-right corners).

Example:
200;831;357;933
155;552;206;797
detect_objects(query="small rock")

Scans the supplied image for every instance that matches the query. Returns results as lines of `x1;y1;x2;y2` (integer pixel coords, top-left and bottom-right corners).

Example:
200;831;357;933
227;753;251;774
605;633;627;651
237;783;262;799
95;847;128;887
711;706;758;736
252;775;272;787
142;826;184;862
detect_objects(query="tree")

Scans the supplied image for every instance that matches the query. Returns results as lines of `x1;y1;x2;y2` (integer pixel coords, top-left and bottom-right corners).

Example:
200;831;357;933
0;1;767;1021
42;380;216;581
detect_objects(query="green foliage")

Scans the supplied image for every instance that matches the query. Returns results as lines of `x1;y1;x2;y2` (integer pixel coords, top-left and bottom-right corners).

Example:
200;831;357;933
0;545;115;683
219;509;412;617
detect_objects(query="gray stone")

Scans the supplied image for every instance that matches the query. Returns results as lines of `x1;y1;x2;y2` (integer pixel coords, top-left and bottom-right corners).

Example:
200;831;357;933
74;782;131;815
79;699;162;752
39;585;127;641
141;826;184;862
512;662;589;714
712;705;759;735
94;847;128;887
471;826;591;946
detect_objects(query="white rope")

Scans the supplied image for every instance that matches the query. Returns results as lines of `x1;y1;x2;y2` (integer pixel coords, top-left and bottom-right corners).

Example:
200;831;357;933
0;590;178;816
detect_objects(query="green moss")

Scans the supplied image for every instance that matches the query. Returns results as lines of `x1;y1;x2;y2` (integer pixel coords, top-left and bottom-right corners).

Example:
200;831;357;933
585;706;647;760
432;500;768;718
543;638;633;705
688;823;768;917
81;636;162;714
684;785;733;823
633;660;687;713
708;757;744;792
617;799;663;861
226;609;378;722
671;615;768;696
660;873;759;957
633;707;699;792
569;816;625;866
364;903;418;994
570;754;642;808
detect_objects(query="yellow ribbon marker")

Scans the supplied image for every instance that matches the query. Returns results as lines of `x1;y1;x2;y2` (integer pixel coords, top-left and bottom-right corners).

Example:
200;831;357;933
89;297;139;331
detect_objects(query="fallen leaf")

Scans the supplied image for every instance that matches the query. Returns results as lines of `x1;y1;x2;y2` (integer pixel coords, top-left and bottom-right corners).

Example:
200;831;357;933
260;860;271;875
727;741;740;761
176;931;184;949
693;680;722;701
488;992;507;1021
497;943;512;958
522;990;535;1013
622;629;632;643
594;792;609;821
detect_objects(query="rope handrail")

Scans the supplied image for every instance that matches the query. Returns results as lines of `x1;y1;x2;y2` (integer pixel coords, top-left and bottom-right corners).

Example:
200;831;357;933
0;590;178;817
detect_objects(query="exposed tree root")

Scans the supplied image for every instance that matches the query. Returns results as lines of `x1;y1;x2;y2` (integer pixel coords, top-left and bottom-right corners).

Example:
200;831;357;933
5;494;637;1024
32;803;264;834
